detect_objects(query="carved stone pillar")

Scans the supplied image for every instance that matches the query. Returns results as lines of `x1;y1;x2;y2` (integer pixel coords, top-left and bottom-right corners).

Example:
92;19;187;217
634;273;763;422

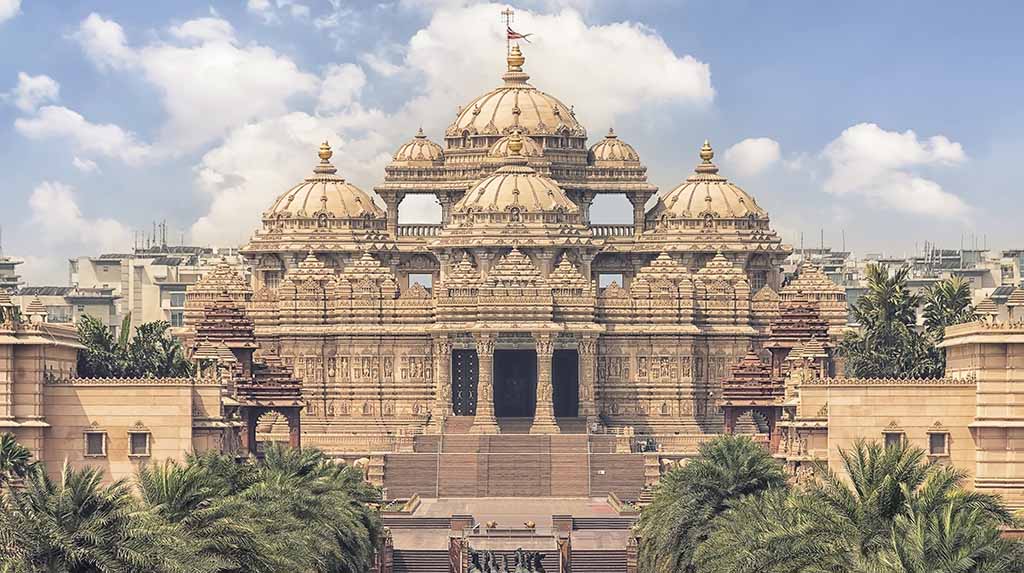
470;333;499;434
285;409;302;450
429;334;452;434
382;192;404;238
627;192;653;233
530;332;559;434
536;251;555;279
578;334;599;426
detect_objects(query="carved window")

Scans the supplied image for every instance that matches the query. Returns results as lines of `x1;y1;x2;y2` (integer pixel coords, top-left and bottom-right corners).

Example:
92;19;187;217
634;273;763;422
129;432;151;457
408;273;433;291
928;432;949;456
598;273;623;289
84;432;107;457
883;431;904;449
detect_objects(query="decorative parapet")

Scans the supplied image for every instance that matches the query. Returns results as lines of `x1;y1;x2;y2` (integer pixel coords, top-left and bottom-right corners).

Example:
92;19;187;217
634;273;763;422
944;319;1024;337
47;377;219;386
802;375;975;386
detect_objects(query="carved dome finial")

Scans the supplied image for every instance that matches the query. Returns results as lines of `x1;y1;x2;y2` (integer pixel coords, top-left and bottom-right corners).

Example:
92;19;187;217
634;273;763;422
508;44;525;72
507;130;524;156
319;141;333;162
700;139;713;163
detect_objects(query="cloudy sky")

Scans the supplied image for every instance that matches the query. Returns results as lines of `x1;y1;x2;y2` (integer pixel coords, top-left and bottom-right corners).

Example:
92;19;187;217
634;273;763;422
1;0;1021;284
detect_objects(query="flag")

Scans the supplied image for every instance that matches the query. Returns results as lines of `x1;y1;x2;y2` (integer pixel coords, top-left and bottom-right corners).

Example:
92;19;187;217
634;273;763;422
507;26;532;42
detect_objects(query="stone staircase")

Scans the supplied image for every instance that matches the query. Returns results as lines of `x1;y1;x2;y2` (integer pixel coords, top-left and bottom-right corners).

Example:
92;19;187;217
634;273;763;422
636;485;655;508
570;550;628;573
572;517;637;530
392;549;449;573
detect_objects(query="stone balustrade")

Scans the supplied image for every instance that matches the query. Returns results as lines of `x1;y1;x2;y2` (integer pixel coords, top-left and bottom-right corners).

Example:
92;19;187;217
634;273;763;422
590;224;635;238
396;224;442;237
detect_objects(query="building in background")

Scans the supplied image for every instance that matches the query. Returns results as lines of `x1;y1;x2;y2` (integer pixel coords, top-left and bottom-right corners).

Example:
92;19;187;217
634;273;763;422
11;286;119;331
68;244;248;336
0;255;23;291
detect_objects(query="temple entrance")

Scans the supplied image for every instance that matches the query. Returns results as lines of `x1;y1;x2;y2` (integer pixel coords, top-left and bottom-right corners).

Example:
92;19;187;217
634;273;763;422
493;350;537;417
552;349;579;417
452;350;478;416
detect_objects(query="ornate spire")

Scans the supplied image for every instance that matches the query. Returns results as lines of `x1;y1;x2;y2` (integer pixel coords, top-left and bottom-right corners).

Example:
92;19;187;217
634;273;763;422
695;139;719;175
313;141;339;176
502;44;530;85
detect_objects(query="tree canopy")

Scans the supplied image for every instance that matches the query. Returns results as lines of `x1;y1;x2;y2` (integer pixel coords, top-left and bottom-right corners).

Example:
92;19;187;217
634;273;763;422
839;265;946;378
0;438;382;573
76;314;193;379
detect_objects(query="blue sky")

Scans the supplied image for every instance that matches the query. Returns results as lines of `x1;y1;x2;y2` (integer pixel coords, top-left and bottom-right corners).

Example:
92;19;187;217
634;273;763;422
1;0;1021;284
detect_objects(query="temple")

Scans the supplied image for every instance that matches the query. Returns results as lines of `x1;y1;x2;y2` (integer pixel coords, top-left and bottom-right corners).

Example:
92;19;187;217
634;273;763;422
224;45;816;444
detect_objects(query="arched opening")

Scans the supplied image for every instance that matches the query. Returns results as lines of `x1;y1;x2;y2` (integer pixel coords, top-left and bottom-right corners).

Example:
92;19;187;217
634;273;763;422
589;194;633;224
398;195;442;224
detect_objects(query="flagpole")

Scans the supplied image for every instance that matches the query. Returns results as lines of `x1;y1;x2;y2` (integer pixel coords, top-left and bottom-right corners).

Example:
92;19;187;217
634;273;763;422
501;7;514;57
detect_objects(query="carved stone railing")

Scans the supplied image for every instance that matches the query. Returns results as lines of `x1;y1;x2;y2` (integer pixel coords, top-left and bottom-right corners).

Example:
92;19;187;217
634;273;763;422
46;377;215;386
591;224;635;238
260;433;416;453
397;224;442;237
803;375;976;386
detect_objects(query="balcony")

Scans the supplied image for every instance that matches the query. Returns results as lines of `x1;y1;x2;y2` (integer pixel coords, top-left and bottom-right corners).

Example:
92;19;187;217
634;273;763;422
591;224;635;238
397;224;442;237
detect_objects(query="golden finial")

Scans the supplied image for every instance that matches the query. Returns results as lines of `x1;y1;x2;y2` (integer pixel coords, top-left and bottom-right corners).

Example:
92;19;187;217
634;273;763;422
507;44;525;72
318;141;333;162
415;127;425;139
607;127;617;139
700;139;714;162
508;130;524;155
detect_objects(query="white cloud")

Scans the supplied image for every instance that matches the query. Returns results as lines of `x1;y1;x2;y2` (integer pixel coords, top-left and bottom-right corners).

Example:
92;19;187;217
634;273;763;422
72;156;101;174
73;13;137;71
318;63;366;112
72;13;319;151
0;0;20;24
822;123;969;219
169;17;235;44
4;72;60;112
28;181;131;253
722;137;781;177
15;106;151;164
190;112;394;244
399;3;713;130
248;0;310;23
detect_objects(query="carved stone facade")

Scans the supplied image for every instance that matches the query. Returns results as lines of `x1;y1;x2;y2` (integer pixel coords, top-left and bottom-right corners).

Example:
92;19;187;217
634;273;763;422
233;45;840;442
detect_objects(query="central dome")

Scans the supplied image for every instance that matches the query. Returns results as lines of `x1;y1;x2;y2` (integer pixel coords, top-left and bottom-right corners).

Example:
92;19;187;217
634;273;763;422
451;132;578;225
446;46;585;142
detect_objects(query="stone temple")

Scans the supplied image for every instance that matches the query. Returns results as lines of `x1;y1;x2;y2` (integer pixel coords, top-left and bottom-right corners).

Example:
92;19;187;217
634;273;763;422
229;44;845;444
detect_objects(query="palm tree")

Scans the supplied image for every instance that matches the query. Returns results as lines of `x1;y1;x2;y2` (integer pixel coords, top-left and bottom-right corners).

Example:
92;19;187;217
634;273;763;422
637;435;786;573
840;264;944;378
0;433;35;487
923;276;977;339
874;465;1018;573
696;441;1023;573
246;443;383;573
695;487;845;573
137;459;299;573
0;462;207;573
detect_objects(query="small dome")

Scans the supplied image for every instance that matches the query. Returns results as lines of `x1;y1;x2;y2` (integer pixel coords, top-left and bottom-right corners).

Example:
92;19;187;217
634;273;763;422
651;141;766;220
447;46;585;139
391;128;444;165
589;128;640;165
266;142;384;221
488;133;544;158
452;132;578;221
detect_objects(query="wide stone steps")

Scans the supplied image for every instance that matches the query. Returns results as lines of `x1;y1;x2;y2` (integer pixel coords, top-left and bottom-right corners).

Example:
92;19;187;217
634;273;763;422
572;517;637;530
392;549;449;573
571;550;627;573
382;516;451;529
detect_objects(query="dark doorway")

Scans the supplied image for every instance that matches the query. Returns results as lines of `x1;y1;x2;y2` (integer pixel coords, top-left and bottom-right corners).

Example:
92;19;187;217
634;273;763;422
493;350;537;417
553;350;579;417
451;350;478;416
